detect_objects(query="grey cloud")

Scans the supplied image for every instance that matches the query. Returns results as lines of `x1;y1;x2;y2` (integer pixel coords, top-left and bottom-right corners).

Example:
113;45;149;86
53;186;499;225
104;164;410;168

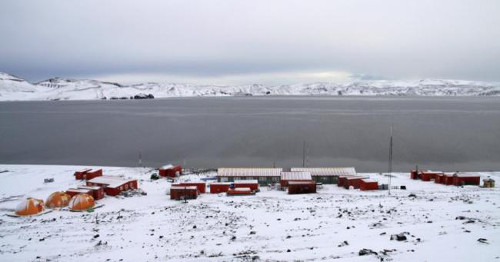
1;0;499;83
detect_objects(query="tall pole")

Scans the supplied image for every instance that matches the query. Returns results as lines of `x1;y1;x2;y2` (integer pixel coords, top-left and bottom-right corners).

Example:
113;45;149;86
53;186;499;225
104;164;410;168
388;125;393;195
302;140;306;167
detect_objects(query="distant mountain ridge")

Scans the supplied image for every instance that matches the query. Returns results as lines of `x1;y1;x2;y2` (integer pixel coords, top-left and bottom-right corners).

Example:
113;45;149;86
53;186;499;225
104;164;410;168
1;72;500;101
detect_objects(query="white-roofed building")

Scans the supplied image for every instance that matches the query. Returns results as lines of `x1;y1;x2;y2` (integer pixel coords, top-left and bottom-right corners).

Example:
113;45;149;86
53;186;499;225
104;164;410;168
290;167;356;184
217;168;282;185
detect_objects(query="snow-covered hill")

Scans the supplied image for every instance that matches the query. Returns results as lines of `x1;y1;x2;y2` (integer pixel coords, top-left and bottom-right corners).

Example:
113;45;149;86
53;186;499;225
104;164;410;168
1;72;500;101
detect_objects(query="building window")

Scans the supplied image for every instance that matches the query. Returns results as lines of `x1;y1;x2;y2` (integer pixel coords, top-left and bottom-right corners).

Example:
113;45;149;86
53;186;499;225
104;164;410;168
221;177;228;182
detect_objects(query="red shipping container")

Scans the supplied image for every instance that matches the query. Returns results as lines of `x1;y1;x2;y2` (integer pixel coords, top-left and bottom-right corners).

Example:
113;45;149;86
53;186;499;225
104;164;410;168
176;182;206;193
74;169;103;180
337;176;348;187
453;175;480;186
344;177;366;189
77;185;105;200
170;186;198;200
159;165;182;178
360;179;379;191
209;183;231;194
421;171;442;181
227;187;254;196
233;180;259;191
443;175;455;185
288;181;316;194
66;188;92;198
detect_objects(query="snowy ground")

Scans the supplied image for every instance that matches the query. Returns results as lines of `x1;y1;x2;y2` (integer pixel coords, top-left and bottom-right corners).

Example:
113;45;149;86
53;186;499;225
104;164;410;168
0;165;499;261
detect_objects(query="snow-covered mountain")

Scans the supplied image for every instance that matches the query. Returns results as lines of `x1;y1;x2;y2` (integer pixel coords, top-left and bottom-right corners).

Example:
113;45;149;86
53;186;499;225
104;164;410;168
1;72;500;101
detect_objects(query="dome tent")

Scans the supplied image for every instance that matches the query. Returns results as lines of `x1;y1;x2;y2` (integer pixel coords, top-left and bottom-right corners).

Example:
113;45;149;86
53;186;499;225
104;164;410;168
69;194;95;211
45;191;71;209
15;198;45;216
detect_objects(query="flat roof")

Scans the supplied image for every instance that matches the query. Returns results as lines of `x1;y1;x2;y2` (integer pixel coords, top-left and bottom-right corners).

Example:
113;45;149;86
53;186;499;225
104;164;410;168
290;167;356;177
233;180;258;184
161;164;174;169
170;186;198;190
218;168;282;177
77;185;101;190
66;188;91;193
87;176;136;188
287;181;315;185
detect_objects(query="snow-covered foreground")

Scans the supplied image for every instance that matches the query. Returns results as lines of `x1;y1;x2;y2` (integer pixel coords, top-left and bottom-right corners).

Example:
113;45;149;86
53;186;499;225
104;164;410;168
1;165;499;261
2;72;500;101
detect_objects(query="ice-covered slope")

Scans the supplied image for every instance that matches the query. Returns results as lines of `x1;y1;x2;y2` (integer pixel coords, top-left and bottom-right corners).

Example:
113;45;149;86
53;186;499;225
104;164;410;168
1;72;500;101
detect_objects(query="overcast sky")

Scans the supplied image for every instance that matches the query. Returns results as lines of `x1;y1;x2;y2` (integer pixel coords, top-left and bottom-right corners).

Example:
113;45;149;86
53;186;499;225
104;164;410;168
1;0;499;85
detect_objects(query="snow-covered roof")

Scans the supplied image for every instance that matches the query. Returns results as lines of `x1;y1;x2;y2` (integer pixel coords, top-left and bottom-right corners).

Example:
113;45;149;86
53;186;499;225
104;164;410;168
232;187;252;191
288;181;315;185
291;167;356;177
66;188;91;193
87;176;136;188
161;164;174;170
217;168;282;177
361;179;377;183
77;185;101;190
170;186;198;190
346;175;369;180
281;172;312;181
210;182;232;185
233;180;258;184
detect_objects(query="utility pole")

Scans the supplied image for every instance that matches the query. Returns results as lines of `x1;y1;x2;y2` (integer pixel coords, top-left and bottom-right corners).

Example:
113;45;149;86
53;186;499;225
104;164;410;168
302;140;306;167
388;125;393;195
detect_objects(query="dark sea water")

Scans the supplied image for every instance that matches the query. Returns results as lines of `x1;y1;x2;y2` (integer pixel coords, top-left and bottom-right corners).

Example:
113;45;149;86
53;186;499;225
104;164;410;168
1;96;499;172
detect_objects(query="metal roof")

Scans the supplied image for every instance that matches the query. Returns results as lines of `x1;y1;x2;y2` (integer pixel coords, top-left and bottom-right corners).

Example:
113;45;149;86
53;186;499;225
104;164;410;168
280;172;312;181
170;186;198;190
233;180;259;184
290;167;356;177
288;180;315;185
87;176;136;189
217;168;282;177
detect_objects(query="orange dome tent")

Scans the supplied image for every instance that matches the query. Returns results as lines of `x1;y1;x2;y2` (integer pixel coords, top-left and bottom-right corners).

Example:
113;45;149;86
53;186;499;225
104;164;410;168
45;191;71;209
69;194;95;211
15;198;45;216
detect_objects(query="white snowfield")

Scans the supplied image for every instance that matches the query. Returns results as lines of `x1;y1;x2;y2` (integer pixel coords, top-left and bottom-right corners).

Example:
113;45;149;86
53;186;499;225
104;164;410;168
0;165;499;261
1;72;500;101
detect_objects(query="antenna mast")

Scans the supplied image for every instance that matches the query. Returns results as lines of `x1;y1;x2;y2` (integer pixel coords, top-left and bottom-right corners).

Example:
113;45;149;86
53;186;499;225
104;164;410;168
388;125;393;195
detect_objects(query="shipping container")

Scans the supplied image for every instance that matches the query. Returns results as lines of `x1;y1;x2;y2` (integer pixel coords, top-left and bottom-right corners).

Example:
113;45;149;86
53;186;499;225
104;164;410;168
209;182;232;194
233;180;259;191
453;174;480;186
360;179;379;191
77;185;105;200
176;182;206;193
227;187;254;196
287;181;316;194
421;171;442;181
74;169;103;180
86;176;138;196
159;165;182;178
66;188;92;198
170;186;198;200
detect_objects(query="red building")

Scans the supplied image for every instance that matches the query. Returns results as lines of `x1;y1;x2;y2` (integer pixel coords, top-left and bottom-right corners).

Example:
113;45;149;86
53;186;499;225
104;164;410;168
227;188;254;196
360;179;379;191
209;182;232;194
74;169;103;180
280;172;312;187
453;174;480;186
233;180;259;192
170;186;198;200
175;182;206;193
77;185;105;200
337;176;348;187
66;188;92;198
344;176;369;189
159;165;182;178
421;171;443;181
86;176;138;196
287;181;316;194
443;174;455;185
435;173;445;184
